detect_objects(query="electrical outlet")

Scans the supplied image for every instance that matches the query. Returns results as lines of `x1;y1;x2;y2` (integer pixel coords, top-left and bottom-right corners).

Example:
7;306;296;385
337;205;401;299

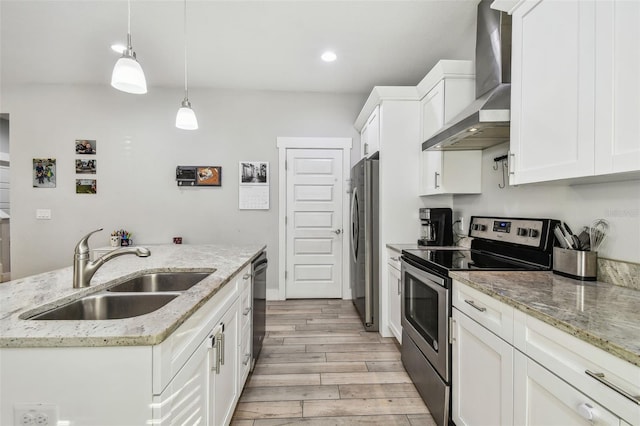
459;216;466;232
13;404;57;426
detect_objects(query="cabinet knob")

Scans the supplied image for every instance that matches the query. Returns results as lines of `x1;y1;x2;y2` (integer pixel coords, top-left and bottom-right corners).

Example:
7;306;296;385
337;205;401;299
577;403;594;421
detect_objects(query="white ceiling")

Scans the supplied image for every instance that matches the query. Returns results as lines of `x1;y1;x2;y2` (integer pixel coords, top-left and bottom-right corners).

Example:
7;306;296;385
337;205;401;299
1;0;479;95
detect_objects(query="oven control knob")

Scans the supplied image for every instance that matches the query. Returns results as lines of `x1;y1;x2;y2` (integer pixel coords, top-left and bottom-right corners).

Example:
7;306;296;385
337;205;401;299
528;229;539;238
472;224;487;232
517;227;528;236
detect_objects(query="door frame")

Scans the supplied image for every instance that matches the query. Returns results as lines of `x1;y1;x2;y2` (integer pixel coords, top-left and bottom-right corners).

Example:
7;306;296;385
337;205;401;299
275;137;352;301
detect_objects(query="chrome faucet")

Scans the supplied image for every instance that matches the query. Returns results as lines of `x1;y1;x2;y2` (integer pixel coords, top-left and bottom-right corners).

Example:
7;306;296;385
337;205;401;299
73;228;151;288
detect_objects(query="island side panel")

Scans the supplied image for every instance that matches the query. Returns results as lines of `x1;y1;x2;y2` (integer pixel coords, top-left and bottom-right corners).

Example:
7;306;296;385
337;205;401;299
0;345;153;424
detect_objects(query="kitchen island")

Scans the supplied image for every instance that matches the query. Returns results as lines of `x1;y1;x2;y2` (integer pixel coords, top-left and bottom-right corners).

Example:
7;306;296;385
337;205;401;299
0;243;265;425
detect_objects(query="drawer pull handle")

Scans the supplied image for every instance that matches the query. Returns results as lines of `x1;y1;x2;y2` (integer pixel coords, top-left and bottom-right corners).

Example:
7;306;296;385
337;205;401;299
585;370;640;405
243;353;251;366
464;299;486;312
243;307;252;316
243;273;252;280
390;257;399;261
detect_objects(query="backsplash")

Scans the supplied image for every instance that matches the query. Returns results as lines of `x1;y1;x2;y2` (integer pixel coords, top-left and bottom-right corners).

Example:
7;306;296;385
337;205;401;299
598;258;640;290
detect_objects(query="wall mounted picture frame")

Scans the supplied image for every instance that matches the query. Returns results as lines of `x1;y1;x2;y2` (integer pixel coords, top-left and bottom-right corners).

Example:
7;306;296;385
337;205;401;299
33;158;56;188
76;179;97;194
196;166;222;186
75;139;96;154
75;159;96;174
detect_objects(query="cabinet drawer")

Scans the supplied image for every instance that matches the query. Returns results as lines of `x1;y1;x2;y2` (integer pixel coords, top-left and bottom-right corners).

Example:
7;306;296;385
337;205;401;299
387;249;401;270
452;280;514;343
514;310;640;425
239;320;252;384
514;351;620;425
240;284;252;329
152;275;239;395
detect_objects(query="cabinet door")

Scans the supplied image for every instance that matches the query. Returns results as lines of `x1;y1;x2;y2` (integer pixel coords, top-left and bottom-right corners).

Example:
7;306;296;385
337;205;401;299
153;337;209;425
212;300;239;426
421;151;444;195
594;0;640;175
451;308;514;426
510;0;596;184
387;262;402;343
514;351;620;425
421;80;445;141
361;106;380;158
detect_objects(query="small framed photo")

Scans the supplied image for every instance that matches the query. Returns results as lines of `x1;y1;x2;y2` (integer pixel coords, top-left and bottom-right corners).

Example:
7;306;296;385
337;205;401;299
196;166;222;186
75;159;96;174
33;158;56;188
75;139;96;154
240;161;269;184
76;179;97;194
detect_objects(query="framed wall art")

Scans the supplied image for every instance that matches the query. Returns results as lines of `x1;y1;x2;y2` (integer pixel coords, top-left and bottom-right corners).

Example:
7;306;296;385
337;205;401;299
33;158;56;188
196;166;222;186
75;139;96;154
76;179;97;194
75;159;96;174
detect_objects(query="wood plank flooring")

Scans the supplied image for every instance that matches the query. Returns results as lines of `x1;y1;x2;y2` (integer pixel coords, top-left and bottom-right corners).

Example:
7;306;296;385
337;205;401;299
231;299;437;425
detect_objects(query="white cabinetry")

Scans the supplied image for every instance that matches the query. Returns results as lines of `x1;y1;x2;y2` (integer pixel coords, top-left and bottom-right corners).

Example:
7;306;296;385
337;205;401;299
452;279;640;426
386;248;402;343
238;267;253;384
360;105;380;159
513;310;640;426
354;87;421;338
451;282;514;426
509;0;640;185
0;264;255;426
417;61;481;196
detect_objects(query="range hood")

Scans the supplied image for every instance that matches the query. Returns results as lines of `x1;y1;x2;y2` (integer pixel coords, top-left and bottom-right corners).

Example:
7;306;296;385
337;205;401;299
423;0;512;151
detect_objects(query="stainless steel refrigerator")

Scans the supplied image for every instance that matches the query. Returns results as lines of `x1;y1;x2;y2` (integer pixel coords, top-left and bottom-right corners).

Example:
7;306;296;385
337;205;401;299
350;154;379;331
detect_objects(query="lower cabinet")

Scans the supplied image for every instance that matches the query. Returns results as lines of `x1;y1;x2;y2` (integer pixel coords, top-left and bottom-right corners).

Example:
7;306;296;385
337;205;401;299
451;307;514;426
387;250;402;343
513;352;619;425
212;300;239;426
452;280;640;426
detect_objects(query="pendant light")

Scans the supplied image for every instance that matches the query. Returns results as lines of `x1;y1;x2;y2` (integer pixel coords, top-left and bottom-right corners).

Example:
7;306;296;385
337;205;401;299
111;0;147;94
176;0;198;130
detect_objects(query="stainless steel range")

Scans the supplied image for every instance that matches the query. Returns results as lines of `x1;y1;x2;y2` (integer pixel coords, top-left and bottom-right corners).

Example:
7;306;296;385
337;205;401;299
400;216;559;426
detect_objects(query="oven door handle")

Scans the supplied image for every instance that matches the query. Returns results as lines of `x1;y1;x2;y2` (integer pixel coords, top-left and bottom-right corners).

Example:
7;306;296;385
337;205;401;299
401;256;447;287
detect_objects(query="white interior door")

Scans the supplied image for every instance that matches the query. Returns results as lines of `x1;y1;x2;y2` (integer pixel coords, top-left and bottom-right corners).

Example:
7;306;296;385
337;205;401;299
285;148;343;298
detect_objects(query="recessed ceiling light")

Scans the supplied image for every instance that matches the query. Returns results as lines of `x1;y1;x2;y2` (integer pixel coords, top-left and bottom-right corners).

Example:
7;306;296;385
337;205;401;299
111;44;126;54
321;51;337;62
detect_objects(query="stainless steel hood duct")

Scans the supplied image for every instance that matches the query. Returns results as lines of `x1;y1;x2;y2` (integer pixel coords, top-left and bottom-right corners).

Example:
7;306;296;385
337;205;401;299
423;0;512;151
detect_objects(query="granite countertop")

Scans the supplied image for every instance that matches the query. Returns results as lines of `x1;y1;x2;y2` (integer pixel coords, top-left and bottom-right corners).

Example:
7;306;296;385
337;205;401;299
0;244;265;348
449;270;640;367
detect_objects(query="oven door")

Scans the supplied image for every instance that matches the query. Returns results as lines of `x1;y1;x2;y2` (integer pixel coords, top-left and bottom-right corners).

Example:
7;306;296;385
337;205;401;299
401;256;450;381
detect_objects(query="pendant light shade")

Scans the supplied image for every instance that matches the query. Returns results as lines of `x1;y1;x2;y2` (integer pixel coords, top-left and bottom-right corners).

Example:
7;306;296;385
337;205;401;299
176;99;198;130
111;0;147;94
176;0;198;130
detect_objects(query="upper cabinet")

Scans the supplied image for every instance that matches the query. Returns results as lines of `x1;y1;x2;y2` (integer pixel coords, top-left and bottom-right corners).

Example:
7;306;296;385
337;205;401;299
508;0;640;185
360;105;380;158
417;61;482;196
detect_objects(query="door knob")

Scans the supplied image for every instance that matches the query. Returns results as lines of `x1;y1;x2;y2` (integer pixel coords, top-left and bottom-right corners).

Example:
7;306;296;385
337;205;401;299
333;229;342;235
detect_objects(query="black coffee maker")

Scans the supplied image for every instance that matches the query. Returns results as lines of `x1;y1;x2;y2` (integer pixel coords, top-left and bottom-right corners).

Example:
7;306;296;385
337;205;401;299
418;208;453;246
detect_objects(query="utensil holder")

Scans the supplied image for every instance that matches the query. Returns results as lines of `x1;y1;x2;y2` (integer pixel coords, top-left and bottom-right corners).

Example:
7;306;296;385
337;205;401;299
553;247;597;281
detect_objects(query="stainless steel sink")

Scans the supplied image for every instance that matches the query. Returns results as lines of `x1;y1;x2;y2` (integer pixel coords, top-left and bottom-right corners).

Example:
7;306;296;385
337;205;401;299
107;271;211;292
28;293;179;320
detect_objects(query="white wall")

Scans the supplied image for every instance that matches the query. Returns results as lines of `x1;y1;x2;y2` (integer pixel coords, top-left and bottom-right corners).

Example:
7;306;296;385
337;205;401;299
2;84;363;291
452;143;640;263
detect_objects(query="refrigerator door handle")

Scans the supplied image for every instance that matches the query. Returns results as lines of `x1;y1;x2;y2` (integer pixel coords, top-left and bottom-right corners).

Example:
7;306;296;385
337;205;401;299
364;160;373;325
350;187;359;263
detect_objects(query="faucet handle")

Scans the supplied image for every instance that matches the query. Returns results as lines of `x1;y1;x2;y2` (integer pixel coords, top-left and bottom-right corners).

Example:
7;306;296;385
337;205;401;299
74;228;104;255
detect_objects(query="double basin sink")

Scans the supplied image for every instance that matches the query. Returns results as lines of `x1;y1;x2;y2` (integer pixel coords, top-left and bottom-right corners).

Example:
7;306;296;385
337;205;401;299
27;271;212;321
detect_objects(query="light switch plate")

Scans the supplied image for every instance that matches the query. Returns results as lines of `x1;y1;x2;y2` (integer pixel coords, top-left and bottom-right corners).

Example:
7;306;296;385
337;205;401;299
35;209;51;220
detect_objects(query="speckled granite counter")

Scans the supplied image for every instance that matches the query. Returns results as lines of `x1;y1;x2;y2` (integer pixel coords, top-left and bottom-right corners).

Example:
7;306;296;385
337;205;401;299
449;271;640;367
0;244;265;348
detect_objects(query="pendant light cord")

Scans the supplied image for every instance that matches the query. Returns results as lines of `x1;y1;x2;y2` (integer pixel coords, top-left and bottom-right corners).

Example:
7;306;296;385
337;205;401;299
127;0;132;48
183;0;189;100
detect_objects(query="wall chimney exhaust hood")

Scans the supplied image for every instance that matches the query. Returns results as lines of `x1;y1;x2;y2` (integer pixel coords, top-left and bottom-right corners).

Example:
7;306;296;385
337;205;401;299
423;0;512;151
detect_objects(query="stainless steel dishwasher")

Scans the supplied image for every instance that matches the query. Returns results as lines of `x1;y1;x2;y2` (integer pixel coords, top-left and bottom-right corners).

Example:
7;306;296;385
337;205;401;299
251;251;267;369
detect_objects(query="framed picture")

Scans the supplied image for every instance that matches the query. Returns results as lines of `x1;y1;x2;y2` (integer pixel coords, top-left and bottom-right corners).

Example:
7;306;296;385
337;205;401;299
33;158;56;188
75;159;96;174
196;166;222;186
76;179;97;194
240;161;269;184
75;139;96;154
